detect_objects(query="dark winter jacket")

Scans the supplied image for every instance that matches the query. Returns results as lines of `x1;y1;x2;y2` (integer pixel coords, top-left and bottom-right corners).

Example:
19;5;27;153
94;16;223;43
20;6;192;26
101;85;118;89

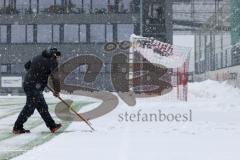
24;50;60;92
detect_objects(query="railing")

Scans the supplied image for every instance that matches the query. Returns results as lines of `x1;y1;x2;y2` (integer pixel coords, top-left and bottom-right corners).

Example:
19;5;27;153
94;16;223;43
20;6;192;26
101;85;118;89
0;4;139;15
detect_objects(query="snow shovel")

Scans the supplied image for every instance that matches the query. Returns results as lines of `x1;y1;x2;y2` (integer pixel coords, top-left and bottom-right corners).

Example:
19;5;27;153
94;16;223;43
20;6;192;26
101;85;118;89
47;86;95;131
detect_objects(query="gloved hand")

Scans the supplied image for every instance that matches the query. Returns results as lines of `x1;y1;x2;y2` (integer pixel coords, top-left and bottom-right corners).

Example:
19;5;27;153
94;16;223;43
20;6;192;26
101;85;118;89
53;91;60;97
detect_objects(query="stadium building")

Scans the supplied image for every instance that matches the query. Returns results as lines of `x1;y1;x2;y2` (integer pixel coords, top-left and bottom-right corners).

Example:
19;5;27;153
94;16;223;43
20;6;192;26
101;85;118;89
194;0;240;88
0;0;173;94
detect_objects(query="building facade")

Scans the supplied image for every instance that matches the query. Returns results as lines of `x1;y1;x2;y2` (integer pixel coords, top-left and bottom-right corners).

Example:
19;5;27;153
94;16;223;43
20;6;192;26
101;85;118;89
194;0;240;87
0;0;173;94
231;0;240;65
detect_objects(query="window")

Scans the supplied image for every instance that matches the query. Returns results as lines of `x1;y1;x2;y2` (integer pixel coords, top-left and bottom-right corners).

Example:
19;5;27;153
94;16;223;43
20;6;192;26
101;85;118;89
11;25;26;43
123;0;131;12
55;0;62;5
64;24;79;43
0;1;3;7
117;24;134;41
53;25;60;43
5;0;10;7
31;0;38;13
70;0;82;8
118;0;131;13
16;0;29;13
80;25;86;42
70;0;83;13
90;24;105;42
200;35;205;60
39;0;54;11
222;33;231;48
37;25;52;43
195;34;200;63
10;64;17;73
206;34;210;46
92;0;108;11
227;49;232;67
84;0;91;13
107;0;115;13
215;34;221;54
1;64;10;73
106;25;113;42
1;65;7;73
27;25;34;43
222;50;226;68
215;54;218;70
153;4;164;19
10;64;24;74
0;25;7;43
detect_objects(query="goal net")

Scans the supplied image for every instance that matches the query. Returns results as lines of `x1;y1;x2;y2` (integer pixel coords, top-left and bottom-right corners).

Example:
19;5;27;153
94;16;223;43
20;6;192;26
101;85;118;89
129;35;191;101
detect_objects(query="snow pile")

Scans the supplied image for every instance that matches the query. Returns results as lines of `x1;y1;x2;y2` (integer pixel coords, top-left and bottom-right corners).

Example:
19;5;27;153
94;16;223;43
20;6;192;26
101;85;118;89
188;79;240;111
188;79;240;99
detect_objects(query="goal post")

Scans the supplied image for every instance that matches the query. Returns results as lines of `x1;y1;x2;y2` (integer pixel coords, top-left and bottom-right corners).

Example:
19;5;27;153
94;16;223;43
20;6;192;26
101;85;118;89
129;35;191;101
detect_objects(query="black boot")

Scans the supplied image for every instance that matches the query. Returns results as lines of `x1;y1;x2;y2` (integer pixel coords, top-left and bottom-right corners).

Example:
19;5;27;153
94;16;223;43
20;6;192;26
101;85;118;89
12;127;30;134
50;123;62;133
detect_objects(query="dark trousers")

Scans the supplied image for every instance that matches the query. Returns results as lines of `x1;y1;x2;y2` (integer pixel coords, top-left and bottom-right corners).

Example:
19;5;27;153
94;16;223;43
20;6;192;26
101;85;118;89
14;84;56;129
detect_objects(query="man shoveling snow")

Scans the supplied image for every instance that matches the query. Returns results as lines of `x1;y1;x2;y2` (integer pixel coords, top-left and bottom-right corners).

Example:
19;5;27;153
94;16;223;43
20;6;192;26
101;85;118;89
13;48;62;134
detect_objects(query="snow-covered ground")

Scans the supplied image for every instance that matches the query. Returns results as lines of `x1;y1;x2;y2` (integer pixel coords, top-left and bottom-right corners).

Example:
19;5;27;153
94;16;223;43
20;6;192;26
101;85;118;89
1;80;240;160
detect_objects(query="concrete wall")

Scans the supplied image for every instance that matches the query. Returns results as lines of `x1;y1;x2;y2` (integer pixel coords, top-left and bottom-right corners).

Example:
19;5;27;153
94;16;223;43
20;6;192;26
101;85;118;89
194;65;240;88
